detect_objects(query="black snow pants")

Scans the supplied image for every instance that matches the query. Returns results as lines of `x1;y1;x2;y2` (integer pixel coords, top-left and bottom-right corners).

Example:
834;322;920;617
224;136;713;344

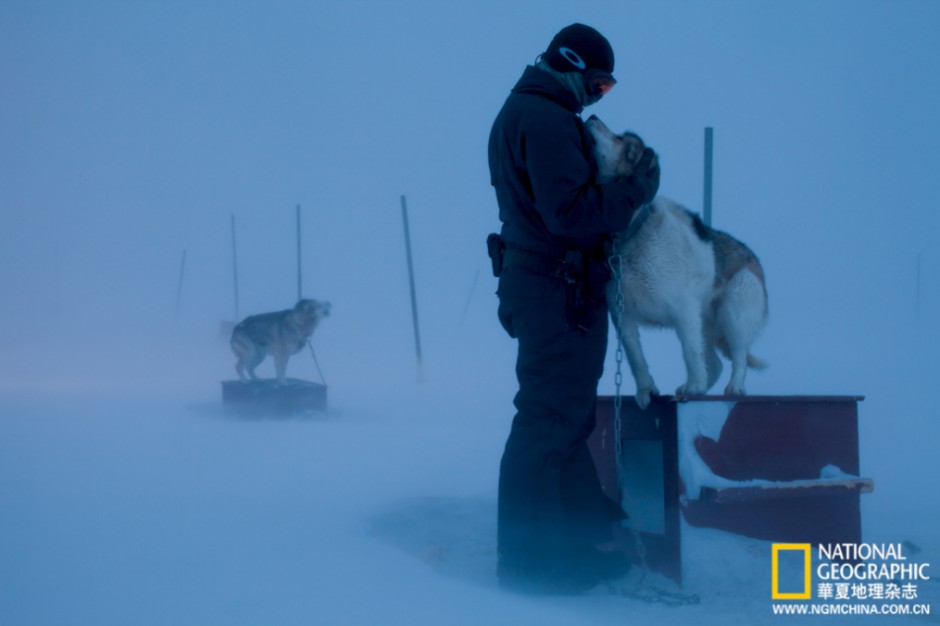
495;262;618;590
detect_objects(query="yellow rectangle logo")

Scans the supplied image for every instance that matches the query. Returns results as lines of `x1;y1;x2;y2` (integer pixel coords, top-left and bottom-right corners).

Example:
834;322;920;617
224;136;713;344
772;543;812;599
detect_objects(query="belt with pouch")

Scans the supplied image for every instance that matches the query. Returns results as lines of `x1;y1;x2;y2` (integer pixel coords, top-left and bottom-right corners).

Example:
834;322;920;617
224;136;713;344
502;245;607;331
502;246;584;284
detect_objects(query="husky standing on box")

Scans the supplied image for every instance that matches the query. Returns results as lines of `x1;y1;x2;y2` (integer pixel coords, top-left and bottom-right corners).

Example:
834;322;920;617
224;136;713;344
585;116;768;409
230;299;330;384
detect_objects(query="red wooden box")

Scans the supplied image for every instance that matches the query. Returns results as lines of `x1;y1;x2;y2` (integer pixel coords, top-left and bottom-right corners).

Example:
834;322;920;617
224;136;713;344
588;395;872;584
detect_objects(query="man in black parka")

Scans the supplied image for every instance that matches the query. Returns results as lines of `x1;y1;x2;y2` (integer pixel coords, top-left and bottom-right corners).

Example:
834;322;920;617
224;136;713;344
487;23;660;594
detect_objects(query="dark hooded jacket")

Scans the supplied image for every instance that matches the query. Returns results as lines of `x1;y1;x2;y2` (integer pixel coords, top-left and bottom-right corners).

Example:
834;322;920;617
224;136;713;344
488;65;649;258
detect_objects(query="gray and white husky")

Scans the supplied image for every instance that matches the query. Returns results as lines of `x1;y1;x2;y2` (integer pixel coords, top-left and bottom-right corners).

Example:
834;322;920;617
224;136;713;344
586;116;768;409
230;299;330;384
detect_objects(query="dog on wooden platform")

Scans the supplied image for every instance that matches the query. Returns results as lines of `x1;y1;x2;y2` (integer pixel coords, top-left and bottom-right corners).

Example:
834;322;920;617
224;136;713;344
230;299;330;384
585;116;768;409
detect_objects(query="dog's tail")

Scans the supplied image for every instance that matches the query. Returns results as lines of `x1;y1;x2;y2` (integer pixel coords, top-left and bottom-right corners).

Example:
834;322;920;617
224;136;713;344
230;325;250;354
747;353;768;370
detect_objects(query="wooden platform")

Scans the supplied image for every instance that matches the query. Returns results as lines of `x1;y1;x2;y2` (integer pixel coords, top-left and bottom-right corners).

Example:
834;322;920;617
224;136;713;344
221;378;327;415
587;395;871;585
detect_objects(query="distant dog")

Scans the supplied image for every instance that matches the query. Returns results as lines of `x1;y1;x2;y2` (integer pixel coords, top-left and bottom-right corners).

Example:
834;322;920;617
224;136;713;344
230;299;331;383
586;116;768;409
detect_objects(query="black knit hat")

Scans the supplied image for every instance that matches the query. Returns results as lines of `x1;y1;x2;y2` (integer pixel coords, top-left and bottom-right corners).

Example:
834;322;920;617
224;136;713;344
543;23;615;74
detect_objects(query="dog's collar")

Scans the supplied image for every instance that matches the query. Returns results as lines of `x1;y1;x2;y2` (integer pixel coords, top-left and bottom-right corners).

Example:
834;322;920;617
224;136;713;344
618;202;654;243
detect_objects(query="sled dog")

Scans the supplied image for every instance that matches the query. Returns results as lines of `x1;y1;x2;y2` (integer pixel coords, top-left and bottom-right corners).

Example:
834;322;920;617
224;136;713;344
586;116;768;409
230;299;330;383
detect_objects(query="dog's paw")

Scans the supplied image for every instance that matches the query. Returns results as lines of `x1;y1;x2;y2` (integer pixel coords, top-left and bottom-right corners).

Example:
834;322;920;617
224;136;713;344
675;382;707;397
724;382;746;396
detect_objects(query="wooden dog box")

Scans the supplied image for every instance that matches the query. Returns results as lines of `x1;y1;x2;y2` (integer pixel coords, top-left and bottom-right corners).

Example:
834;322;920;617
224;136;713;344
587;395;871;584
221;379;327;415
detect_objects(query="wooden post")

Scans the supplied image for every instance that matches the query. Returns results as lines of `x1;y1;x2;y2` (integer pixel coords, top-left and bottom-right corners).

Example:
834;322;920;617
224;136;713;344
400;195;423;381
296;204;303;301
175;249;187;321
703;127;714;227
457;269;480;331
915;252;922;326
231;214;240;321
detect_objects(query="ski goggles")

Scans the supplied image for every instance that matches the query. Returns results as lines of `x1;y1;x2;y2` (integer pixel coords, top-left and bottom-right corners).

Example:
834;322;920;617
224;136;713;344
554;46;617;97
585;68;617;97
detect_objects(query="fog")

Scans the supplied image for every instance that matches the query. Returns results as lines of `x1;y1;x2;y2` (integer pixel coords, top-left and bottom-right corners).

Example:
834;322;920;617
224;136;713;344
2;1;939;624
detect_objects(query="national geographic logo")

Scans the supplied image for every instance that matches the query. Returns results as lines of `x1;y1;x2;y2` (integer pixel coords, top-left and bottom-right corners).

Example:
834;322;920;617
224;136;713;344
772;542;932;602
772;544;812;600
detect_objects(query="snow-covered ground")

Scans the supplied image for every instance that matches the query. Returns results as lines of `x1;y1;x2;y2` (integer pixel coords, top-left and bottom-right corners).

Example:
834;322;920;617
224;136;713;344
1;330;937;625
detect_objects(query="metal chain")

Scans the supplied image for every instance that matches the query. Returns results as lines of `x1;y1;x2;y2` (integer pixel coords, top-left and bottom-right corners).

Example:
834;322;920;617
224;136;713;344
609;582;702;607
307;340;327;386
607;250;699;607
610;253;625;494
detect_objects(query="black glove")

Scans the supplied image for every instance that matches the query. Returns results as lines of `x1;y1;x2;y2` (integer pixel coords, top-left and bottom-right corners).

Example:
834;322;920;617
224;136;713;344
632;147;660;205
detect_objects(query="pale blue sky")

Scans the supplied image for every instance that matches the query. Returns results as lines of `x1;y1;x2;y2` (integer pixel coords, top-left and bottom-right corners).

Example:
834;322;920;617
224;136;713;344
2;0;938;398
